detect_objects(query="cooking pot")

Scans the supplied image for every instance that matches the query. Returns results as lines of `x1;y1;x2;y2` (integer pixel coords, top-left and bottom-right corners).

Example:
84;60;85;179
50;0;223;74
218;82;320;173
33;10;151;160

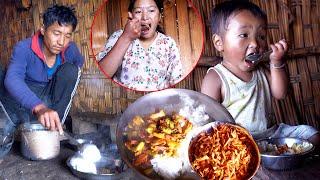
20;123;60;160
116;88;235;179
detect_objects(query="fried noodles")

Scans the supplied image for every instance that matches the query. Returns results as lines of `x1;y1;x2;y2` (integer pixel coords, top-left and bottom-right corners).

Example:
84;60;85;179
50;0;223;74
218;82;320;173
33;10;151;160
189;124;259;180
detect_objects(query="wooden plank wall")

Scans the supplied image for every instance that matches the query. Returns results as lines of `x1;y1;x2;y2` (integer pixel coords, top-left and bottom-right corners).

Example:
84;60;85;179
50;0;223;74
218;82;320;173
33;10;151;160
289;0;320;128
0;0;34;68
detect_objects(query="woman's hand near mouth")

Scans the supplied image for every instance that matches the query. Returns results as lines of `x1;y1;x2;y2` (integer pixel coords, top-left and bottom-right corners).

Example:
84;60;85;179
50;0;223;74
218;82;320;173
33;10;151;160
98;13;142;77
123;12;141;41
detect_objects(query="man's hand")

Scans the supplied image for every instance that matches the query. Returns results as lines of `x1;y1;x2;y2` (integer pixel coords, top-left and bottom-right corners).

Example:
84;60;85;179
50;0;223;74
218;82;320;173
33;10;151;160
122;12;141;41
33;104;63;134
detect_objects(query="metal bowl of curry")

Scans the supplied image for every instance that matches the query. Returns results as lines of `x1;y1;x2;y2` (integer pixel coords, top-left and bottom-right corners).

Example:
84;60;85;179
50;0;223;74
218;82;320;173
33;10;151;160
257;137;314;170
116;88;235;179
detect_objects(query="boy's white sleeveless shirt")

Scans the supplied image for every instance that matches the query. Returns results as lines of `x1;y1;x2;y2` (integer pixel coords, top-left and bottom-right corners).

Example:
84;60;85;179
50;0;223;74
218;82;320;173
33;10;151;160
208;63;273;133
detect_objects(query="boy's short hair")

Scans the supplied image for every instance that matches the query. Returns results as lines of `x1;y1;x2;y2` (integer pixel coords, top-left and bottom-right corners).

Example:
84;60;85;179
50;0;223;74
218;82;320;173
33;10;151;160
211;1;267;36
43;5;78;31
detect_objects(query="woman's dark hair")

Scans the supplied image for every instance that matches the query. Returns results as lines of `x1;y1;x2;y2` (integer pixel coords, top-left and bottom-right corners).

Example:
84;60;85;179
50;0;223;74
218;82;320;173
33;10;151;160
128;0;165;34
211;0;267;36
43;5;78;31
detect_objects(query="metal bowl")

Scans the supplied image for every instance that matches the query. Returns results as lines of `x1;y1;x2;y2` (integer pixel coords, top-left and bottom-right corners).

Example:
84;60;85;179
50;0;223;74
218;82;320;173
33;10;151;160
66;157;124;180
116;88;235;179
66;144;129;180
257;137;315;170
20;123;60;160
188;122;260;179
67;137;94;151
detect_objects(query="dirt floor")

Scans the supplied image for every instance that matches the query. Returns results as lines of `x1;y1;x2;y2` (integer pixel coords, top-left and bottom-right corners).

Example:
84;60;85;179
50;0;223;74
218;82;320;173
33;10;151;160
0;142;79;179
0;139;140;180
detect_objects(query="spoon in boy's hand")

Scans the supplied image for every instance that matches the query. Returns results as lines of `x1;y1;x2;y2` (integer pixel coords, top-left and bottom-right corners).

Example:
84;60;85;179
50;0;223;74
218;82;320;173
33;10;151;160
245;49;272;64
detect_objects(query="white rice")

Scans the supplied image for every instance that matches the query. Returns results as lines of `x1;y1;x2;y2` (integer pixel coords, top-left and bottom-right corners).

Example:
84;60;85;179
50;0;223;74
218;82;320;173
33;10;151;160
178;94;210;126
69;143;102;174
79;144;101;163
70;154;97;174
151;156;183;179
150;94;211;179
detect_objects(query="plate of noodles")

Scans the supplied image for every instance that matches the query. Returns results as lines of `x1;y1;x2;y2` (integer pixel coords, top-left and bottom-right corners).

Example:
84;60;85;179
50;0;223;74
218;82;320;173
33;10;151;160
116;89;235;179
188;122;260;180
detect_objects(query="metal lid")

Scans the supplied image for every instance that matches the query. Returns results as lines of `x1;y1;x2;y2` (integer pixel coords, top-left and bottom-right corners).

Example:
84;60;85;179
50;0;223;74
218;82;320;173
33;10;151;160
20;123;48;132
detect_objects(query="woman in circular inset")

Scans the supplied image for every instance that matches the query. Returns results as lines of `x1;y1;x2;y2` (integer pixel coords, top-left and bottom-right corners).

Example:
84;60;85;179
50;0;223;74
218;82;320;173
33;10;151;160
96;0;183;91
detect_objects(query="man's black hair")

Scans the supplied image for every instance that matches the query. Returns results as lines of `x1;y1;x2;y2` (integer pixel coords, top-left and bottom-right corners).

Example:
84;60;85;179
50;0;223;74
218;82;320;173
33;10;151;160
43;5;78;31
128;0;165;34
211;0;267;36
